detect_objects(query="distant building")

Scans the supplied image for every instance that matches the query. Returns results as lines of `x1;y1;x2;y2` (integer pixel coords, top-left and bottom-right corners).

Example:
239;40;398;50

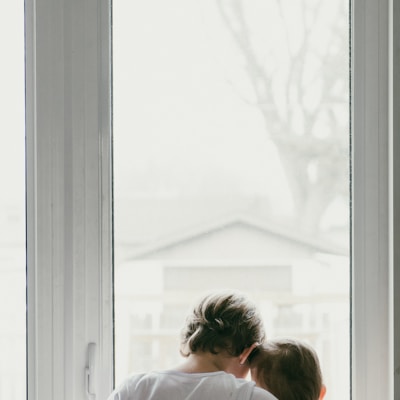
114;210;349;397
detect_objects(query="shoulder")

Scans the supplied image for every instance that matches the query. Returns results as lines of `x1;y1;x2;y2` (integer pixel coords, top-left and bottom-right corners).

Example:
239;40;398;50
106;373;147;400
227;376;277;400
250;386;278;400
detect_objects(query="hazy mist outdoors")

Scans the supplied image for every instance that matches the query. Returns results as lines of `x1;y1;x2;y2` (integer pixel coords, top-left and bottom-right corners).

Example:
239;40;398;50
113;1;350;399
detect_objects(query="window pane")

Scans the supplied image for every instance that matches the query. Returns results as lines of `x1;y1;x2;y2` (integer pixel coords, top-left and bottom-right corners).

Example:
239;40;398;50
113;1;350;399
0;3;26;399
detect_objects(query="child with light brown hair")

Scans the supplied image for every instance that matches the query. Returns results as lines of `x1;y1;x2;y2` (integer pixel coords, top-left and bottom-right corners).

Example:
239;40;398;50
249;338;327;400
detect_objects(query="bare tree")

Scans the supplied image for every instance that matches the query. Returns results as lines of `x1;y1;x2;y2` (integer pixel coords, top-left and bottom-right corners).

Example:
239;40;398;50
216;0;349;233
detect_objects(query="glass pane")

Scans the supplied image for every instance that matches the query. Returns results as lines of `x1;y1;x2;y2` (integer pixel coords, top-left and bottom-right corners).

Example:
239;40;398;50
113;1;350;399
0;2;26;399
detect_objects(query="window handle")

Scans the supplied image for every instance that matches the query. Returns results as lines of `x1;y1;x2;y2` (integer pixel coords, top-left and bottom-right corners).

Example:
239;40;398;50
85;343;97;399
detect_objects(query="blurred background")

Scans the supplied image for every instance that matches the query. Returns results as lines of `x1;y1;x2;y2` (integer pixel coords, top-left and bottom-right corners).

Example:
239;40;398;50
113;1;350;400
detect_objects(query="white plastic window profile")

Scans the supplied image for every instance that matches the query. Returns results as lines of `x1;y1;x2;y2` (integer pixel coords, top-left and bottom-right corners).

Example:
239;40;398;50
352;0;396;398
391;0;400;396
25;0;113;399
24;0;398;399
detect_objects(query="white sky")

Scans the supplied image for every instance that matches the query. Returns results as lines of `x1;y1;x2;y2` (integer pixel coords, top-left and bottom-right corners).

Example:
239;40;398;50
113;0;292;208
112;0;349;227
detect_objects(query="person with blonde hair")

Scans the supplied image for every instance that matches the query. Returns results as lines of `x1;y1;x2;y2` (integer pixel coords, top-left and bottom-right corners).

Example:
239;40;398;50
249;338;327;400
108;290;277;400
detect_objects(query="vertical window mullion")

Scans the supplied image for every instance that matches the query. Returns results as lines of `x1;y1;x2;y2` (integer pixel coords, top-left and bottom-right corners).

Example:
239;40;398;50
352;0;391;399
25;1;113;399
391;0;400;397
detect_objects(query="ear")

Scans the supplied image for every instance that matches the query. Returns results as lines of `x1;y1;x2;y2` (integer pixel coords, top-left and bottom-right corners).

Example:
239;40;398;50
239;342;259;365
319;385;327;400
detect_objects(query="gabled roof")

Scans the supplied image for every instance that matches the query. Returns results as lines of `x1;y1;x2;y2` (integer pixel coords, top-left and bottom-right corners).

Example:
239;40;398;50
124;211;348;260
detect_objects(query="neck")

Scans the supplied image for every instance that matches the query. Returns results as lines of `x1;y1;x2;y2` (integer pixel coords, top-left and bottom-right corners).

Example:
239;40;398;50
174;352;226;374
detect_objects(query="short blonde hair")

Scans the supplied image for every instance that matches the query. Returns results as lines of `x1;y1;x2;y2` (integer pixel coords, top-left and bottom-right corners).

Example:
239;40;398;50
180;290;265;357
249;338;324;400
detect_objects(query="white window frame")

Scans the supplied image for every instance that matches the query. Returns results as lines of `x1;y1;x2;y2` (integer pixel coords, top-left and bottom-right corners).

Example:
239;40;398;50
24;0;398;400
352;0;397;398
25;0;113;399
392;2;400;397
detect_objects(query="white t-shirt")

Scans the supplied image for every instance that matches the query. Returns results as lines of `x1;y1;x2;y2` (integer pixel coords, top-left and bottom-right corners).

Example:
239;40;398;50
107;370;278;400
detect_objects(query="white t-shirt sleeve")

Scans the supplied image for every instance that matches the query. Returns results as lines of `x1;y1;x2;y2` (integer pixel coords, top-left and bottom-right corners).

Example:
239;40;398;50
250;386;279;400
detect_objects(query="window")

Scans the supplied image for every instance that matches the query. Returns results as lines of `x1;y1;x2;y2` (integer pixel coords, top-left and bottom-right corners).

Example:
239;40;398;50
113;1;349;398
25;1;113;399
24;1;397;400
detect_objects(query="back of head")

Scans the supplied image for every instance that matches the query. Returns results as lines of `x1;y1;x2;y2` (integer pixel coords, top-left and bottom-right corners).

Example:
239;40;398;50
249;338;324;400
180;290;265;357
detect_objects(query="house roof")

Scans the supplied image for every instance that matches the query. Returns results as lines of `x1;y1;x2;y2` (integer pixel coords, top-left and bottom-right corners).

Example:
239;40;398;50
122;211;348;260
